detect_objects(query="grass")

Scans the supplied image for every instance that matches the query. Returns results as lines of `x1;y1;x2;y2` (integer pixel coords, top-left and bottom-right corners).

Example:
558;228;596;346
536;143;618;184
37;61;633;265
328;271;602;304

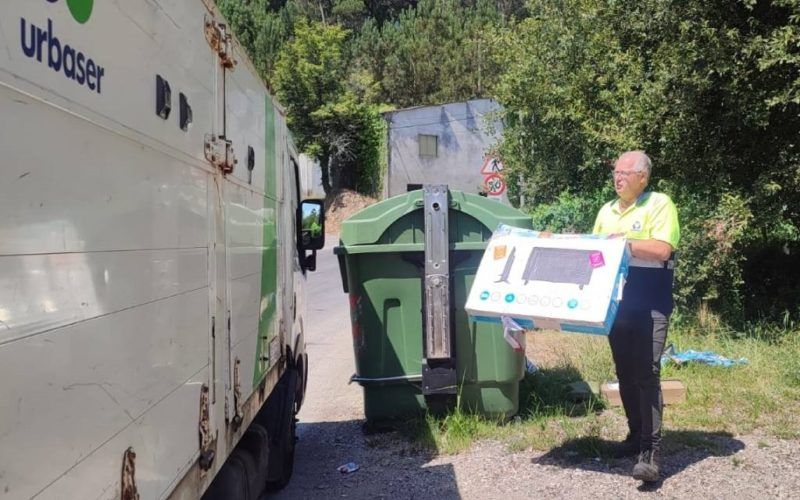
408;326;800;456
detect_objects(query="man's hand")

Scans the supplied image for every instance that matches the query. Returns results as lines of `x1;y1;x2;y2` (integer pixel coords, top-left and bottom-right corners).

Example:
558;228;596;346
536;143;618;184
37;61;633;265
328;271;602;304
629;239;673;261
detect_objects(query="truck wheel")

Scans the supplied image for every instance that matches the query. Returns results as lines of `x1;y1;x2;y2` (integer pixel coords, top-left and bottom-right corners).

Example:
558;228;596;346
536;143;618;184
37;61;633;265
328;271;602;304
238;424;270;497
296;352;308;411
264;369;298;491
201;448;258;500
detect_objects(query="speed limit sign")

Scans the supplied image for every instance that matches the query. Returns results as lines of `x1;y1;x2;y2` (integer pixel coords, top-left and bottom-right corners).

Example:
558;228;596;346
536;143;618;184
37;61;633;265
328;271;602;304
483;173;506;196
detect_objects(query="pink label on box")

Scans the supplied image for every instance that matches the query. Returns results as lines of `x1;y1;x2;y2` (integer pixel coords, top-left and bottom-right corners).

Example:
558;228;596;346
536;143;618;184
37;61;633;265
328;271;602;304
589;251;605;268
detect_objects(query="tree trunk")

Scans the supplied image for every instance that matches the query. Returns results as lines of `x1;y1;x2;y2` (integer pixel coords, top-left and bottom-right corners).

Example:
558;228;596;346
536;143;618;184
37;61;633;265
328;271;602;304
332;157;356;192
320;151;332;198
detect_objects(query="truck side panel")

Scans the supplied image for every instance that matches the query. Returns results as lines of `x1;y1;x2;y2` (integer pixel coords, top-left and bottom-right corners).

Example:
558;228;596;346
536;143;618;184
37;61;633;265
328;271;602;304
0;1;296;499
0;83;212;500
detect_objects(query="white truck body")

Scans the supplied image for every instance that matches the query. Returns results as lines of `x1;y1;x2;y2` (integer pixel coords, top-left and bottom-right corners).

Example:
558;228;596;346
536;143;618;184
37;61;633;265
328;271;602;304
0;1;313;498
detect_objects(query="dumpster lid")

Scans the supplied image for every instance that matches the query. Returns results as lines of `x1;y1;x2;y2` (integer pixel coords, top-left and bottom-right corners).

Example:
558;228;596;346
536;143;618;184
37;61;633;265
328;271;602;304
339;189;532;247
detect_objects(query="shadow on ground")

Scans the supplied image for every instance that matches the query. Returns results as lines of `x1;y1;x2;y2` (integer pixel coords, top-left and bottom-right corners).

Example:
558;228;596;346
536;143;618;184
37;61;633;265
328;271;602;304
520;363;746;491
519;364;607;419
267;419;462;500
532;430;745;491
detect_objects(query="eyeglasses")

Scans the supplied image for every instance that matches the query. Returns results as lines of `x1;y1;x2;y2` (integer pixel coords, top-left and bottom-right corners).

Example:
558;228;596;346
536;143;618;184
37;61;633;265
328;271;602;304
612;170;644;178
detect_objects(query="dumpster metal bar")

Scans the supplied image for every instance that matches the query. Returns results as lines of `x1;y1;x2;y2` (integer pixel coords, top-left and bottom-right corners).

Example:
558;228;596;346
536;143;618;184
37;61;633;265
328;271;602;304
422;185;457;398
349;374;423;385
424;185;452;359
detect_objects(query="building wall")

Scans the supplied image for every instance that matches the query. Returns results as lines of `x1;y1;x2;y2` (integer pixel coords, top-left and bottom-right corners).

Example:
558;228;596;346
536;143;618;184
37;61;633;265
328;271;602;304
298;153;325;199
384;99;507;202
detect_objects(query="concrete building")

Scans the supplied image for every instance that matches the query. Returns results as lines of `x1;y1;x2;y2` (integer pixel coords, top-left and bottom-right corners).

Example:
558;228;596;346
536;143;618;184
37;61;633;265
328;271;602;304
383;99;507;202
298;153;325;199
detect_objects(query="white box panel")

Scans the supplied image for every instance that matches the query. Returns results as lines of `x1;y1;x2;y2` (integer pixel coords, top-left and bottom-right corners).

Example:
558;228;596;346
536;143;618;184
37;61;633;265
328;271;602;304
465;225;629;335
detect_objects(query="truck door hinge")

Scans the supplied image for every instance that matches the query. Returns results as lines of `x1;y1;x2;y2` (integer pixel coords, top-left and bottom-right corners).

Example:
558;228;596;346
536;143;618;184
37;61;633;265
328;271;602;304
205;134;236;174
204;16;237;70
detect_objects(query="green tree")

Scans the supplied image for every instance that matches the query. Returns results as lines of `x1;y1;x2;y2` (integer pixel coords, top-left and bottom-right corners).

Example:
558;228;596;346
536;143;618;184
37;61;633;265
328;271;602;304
495;0;800;323
273;20;385;196
351;0;508;106
273;20;348;194
217;0;299;85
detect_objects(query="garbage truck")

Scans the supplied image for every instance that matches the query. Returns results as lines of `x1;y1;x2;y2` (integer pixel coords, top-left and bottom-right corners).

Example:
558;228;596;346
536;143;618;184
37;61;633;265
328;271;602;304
0;1;324;498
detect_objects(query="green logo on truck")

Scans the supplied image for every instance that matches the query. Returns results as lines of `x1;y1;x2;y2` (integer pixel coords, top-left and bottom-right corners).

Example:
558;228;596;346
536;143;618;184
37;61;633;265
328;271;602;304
66;0;94;24
45;0;94;24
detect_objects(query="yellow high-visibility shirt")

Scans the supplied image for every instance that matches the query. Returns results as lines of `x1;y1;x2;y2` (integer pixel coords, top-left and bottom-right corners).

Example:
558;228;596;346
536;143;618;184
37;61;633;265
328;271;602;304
592;192;680;249
593;191;680;314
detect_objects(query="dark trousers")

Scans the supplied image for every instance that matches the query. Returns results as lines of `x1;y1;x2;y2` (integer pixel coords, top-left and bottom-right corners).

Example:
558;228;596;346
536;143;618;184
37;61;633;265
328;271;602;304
608;309;669;452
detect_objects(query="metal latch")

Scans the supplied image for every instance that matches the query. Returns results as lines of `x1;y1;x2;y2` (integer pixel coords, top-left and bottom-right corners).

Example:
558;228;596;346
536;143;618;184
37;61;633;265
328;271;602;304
204;134;236;174
204;16;236;69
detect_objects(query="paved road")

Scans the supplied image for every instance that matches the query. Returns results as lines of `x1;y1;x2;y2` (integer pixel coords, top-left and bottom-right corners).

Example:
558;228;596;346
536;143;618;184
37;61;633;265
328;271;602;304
294;239;362;424
270;240;464;499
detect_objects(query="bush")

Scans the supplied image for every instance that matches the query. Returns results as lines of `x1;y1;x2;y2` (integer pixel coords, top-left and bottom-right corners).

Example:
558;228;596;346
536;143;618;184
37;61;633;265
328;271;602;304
496;0;800;328
527;187;614;233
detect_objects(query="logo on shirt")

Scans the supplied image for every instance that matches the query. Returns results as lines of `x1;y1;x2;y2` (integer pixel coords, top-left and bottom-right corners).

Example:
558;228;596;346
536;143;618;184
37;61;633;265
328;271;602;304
632;220;642;231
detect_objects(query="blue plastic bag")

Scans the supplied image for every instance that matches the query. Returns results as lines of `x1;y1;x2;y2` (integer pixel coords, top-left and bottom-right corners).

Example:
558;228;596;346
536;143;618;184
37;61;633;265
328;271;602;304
661;344;747;367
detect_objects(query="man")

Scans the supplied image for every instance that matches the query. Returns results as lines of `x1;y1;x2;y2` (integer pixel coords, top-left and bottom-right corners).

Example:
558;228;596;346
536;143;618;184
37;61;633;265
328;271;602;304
593;150;680;482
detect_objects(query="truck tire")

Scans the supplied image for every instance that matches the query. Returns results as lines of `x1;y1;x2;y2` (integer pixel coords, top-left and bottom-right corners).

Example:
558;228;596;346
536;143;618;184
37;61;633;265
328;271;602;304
296;352;308;411
202;448;259;500
238;424;270;497
263;369;298;491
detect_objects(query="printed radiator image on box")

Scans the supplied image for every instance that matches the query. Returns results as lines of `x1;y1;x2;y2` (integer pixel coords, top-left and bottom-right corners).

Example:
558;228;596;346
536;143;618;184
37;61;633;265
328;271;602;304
465;224;630;335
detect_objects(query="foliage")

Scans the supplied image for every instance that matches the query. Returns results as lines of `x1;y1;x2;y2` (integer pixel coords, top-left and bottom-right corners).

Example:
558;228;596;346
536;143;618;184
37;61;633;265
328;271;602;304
302;206;321;233
350;0;511;107
272;19;349;149
412;329;800;454
217;0;800;324
528;187;614;233
310;95;387;196
272;20;385;195
217;0;299;85
495;0;800;324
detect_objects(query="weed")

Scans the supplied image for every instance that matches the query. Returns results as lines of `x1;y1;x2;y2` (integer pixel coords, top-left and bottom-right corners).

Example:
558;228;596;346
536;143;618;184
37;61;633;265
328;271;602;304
403;328;800;458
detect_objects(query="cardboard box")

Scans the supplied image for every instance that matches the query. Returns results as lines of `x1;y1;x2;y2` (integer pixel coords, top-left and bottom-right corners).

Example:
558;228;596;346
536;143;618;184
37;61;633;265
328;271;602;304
601;380;686;406
465;224;630;335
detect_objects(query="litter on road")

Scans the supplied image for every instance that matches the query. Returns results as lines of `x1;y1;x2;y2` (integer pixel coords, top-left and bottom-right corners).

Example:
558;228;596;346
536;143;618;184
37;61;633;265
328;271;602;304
338;462;360;474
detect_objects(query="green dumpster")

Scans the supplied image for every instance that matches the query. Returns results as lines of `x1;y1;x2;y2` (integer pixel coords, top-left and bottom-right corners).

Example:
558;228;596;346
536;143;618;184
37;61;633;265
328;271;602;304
335;187;533;421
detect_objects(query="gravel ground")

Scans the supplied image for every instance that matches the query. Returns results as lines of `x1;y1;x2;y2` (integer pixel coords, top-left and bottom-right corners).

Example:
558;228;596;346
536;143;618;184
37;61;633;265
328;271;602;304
269;243;800;500
278;427;798;499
